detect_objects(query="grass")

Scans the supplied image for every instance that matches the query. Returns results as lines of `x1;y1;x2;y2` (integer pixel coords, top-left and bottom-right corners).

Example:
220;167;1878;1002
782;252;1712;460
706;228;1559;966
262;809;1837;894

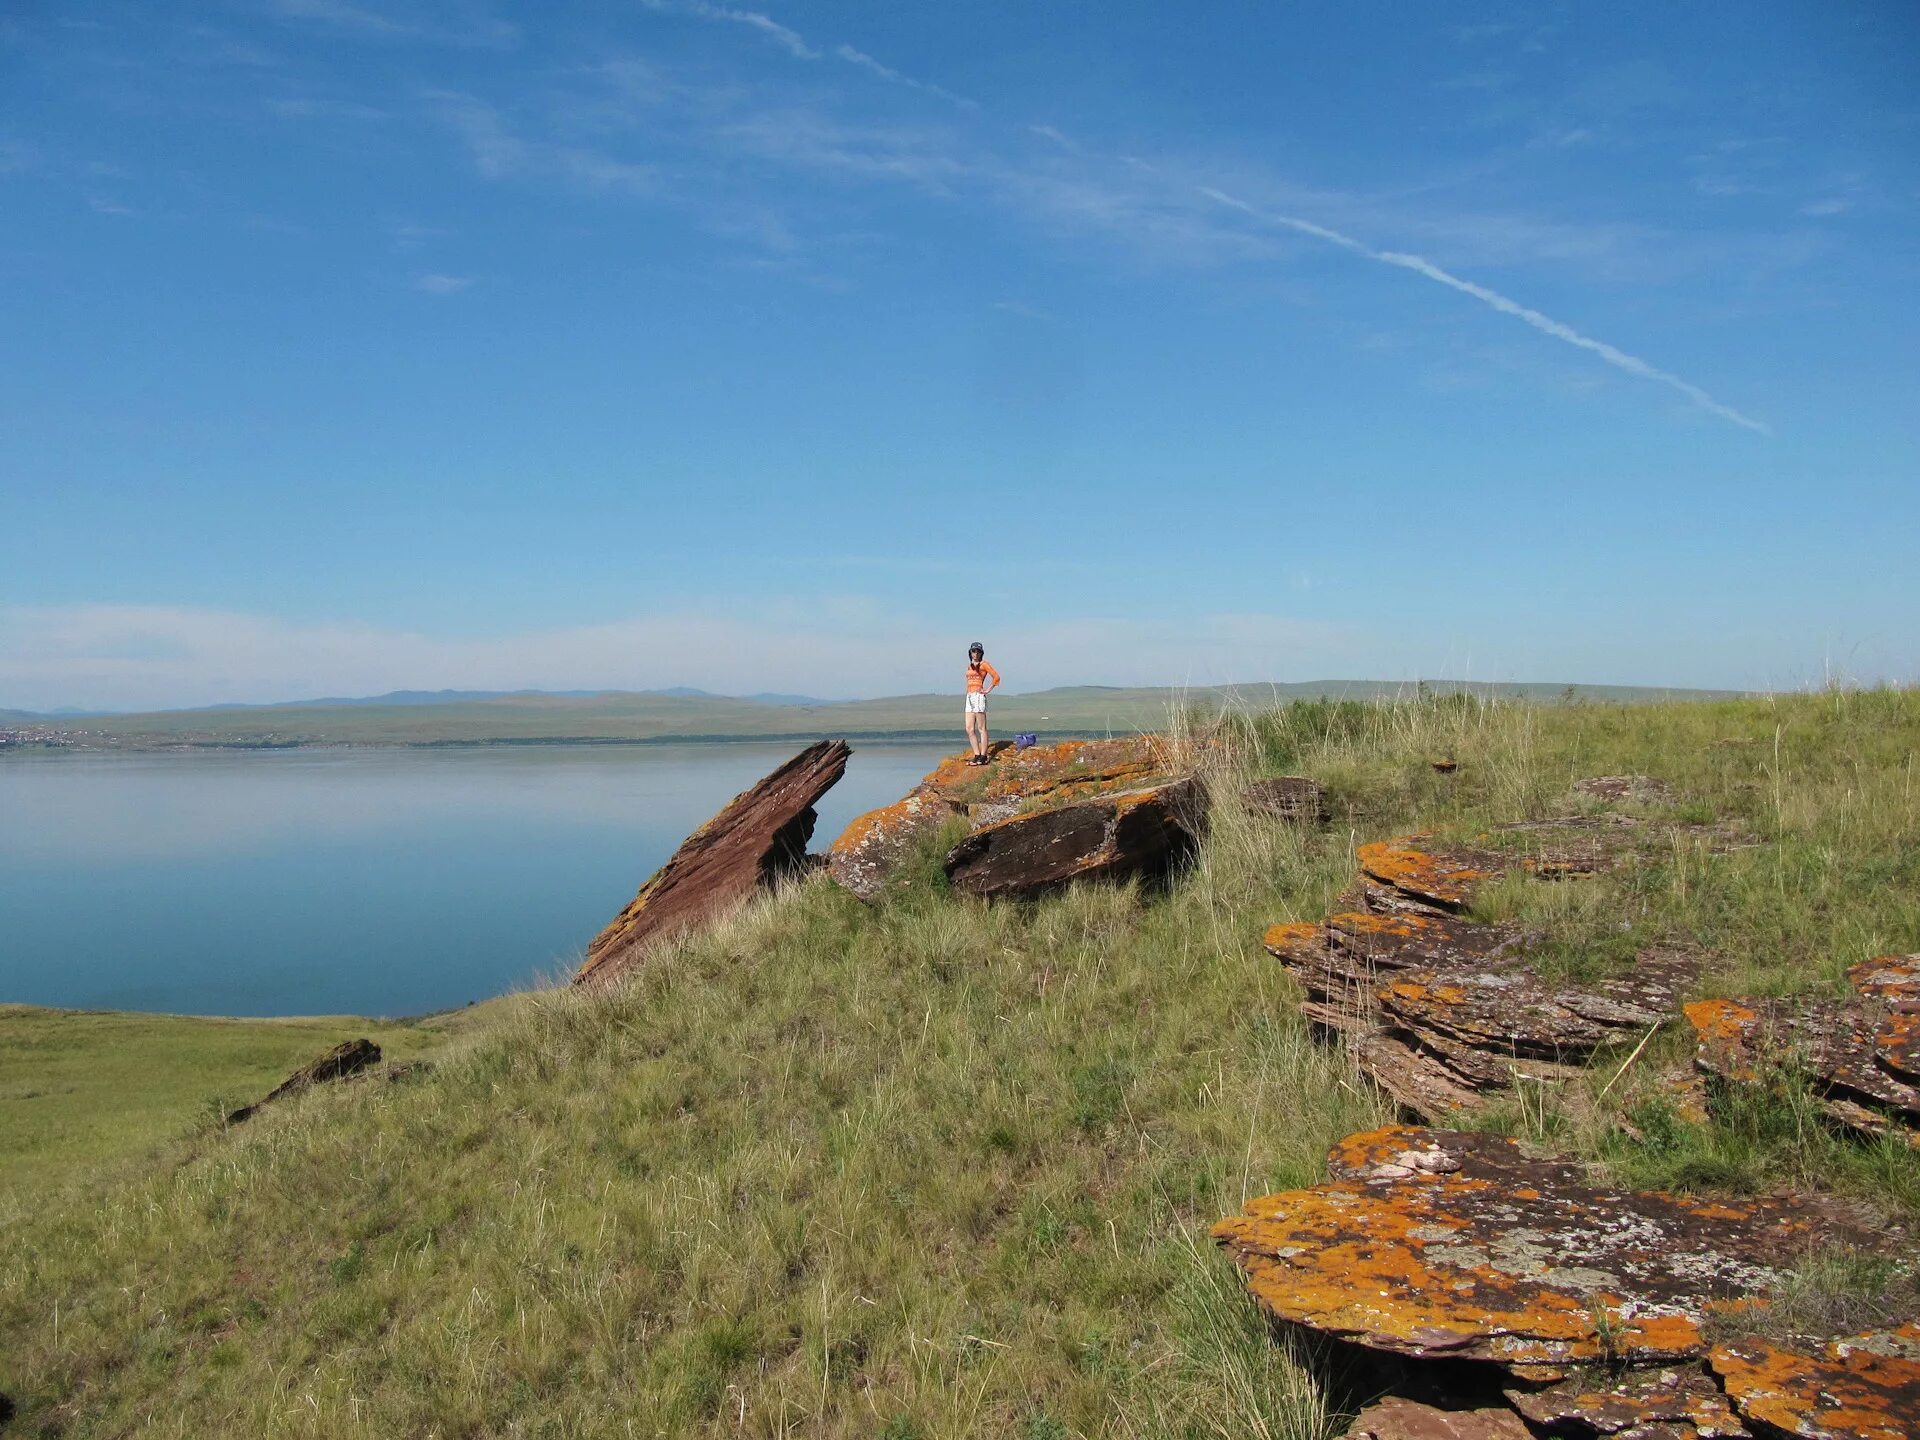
1;690;1916;1436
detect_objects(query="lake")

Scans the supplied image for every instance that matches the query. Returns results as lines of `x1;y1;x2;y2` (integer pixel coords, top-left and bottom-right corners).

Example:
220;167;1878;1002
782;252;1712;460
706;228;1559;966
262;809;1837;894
0;741;952;1018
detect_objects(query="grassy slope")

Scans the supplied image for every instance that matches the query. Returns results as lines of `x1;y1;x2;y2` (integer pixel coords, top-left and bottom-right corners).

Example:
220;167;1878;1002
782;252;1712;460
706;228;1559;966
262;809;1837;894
0;1006;491;1197
29;681;1743;747
1;692;1915;1438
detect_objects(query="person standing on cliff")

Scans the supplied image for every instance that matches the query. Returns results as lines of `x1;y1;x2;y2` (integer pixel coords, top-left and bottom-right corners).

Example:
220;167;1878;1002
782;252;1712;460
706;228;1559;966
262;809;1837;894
964;642;1000;765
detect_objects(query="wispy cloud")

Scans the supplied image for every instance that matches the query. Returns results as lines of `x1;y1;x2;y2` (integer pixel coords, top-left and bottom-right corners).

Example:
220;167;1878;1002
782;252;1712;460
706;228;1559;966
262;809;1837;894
427;90;656;194
1199;186;1770;433
833;43;977;109
639;0;816;59
413;272;474;294
264;0;517;49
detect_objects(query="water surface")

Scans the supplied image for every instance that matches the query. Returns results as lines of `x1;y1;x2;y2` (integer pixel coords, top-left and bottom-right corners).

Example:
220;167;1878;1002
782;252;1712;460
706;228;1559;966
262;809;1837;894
0;742;951;1017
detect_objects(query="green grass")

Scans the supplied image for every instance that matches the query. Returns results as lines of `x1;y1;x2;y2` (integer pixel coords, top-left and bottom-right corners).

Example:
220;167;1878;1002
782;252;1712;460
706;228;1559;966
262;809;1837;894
0;1005;485;1197
1;690;1915;1437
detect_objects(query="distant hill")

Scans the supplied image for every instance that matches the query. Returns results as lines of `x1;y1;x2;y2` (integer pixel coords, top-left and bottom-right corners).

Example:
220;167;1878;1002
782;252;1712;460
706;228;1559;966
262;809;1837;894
3;680;1753;749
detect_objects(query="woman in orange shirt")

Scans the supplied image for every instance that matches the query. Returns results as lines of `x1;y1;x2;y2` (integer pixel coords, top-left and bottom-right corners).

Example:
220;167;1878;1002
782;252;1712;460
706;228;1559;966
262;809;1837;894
964;641;1000;765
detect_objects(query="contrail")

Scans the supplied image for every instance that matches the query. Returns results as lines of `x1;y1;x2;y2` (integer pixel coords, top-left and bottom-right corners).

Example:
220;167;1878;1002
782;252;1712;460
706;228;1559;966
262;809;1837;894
1200;186;1770;434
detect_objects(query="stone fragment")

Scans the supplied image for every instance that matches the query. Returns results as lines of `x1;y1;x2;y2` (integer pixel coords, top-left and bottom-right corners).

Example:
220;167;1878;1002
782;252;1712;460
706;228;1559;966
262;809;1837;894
1506;1365;1750;1437
576;740;850;987
1357;838;1503;915
226;1038;381;1124
1346;1396;1530;1440
827;736;1179;900
1710;1325;1920;1440
1575;775;1675;805
1242;775;1327;824
942;777;1206;900
1212;1125;1866;1372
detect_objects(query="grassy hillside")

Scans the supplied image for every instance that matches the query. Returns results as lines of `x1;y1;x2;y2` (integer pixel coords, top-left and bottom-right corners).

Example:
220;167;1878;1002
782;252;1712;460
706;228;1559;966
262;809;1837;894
18;680;1745;748
1;690;1915;1437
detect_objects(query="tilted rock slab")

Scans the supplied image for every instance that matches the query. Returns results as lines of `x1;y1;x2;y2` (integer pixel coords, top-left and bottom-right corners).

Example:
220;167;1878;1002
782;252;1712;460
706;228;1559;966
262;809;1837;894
1506;1364;1751;1437
1357;837;1503;915
942;777;1207;900
227;1038;380;1125
826;736;1183;901
1212;1125;1866;1374
1241;775;1327;825
1685;956;1920;1147
1710;1324;1920;1440
576;739;850;988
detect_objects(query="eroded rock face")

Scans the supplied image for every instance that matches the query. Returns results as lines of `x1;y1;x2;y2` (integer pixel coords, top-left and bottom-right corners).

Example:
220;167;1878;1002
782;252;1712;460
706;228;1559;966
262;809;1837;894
1211;1126;1871;1373
576;740;850;987
942;777;1206;900
826;736;1184;901
1710;1325;1920;1440
1242;775;1327;825
1685;956;1920;1147
227;1038;381;1125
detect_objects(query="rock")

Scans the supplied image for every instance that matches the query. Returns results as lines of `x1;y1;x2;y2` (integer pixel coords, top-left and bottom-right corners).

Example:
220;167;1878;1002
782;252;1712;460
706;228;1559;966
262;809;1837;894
1211;1125;1876;1373
1710;1324;1920;1440
1685;957;1920;1147
1575;775;1675;805
576;740;850;987
226;1038;380;1124
1431;758;1459;774
1357;838;1504;915
1347;1397;1531;1440
1506;1366;1750;1437
1243;776;1327;824
942;777;1207;900
827;736;1180;901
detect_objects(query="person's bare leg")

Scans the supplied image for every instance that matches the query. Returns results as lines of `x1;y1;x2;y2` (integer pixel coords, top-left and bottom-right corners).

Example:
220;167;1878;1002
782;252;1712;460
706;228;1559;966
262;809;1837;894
965;710;983;759
978;709;990;760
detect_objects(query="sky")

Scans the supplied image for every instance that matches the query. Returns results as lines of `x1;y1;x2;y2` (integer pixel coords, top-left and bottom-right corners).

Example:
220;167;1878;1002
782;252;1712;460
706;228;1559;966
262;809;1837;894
2;1;1917;710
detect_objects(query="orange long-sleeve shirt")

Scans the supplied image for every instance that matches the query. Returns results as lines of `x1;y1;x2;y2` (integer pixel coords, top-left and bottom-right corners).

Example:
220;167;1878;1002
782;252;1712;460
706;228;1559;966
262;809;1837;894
965;661;1001;694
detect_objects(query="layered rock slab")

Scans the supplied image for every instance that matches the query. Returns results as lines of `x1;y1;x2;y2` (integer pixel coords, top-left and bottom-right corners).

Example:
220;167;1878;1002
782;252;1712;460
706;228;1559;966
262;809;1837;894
1685;956;1920;1147
576;739;850;988
1347;1397;1531;1440
1710;1325;1920;1440
227;1038;380;1125
826;735;1184;901
1242;775;1327;825
1211;1125;1857;1373
942;777;1207;900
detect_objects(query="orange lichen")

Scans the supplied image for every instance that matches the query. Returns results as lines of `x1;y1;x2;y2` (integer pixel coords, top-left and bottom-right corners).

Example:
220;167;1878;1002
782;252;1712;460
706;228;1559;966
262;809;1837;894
1357;837;1498;910
1262;921;1325;957
1712;1331;1920;1440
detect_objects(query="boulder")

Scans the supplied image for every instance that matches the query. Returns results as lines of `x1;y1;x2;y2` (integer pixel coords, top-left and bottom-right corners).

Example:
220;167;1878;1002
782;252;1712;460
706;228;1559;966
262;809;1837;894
576;740;850;988
1212;1125;1881;1375
1241;775;1326;824
1684;956;1920;1147
942;777;1207;900
827;736;1183;901
227;1038;380;1125
1710;1326;1920;1440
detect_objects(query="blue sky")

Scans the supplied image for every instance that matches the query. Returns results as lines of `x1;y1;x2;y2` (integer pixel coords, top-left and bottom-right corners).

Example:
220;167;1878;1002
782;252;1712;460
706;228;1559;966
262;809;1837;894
2;1;1916;709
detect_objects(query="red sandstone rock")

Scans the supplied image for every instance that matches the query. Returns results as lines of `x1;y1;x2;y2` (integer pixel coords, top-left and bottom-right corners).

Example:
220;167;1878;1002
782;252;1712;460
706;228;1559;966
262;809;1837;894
943;777;1207;900
226;1038;381;1125
826;736;1180;901
1357;838;1503;915
1710;1325;1920;1440
1506;1365;1750;1437
1347;1397;1530;1440
576;740;850;987
1212;1125;1870;1373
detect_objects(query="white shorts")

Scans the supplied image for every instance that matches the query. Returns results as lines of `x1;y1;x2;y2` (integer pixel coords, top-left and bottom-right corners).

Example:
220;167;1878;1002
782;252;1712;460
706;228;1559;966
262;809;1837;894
965;692;988;715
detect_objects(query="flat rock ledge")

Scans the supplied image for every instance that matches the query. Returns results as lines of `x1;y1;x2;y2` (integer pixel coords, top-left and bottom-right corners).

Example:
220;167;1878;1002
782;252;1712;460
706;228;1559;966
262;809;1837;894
576;739;850;988
1686;955;1920;1149
1269;834;1699;1119
1213;1125;1917;1440
942;776;1207;900
825;735;1188;902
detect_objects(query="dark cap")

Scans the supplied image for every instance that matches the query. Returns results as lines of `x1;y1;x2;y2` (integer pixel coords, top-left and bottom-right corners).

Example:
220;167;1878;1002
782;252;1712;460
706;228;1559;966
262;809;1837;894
968;641;984;654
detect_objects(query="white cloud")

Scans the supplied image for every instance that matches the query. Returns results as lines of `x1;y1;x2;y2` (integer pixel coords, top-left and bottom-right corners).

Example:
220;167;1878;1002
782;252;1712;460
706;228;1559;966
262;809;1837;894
0;604;1366;712
414;272;474;293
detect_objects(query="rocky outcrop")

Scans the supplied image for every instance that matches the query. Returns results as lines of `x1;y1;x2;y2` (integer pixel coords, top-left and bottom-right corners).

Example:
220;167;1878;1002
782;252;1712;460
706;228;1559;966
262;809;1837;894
1214;1126;1911;1440
1241;775;1326;824
1348;1398;1530;1440
576;740;850;988
1574;774;1675;804
1269;836;1698;1120
1686;956;1920;1147
826;736;1184;901
226;1038;381;1124
943;778;1206;900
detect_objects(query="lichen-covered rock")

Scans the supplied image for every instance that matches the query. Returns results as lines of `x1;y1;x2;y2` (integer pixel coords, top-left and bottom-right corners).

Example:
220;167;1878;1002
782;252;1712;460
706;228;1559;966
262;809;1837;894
1211;1125;1867;1373
1710;1324;1920;1440
826;736;1181;901
1357;838;1503;914
1347;1397;1531;1440
942;777;1207;900
1242;775;1327;824
1506;1365;1750;1437
226;1038;381;1125
576;740;849;987
1685;957;1920;1147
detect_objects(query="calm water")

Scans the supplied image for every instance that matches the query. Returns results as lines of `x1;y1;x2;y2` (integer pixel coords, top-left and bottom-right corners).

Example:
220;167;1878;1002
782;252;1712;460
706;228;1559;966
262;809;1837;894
0;742;951;1018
